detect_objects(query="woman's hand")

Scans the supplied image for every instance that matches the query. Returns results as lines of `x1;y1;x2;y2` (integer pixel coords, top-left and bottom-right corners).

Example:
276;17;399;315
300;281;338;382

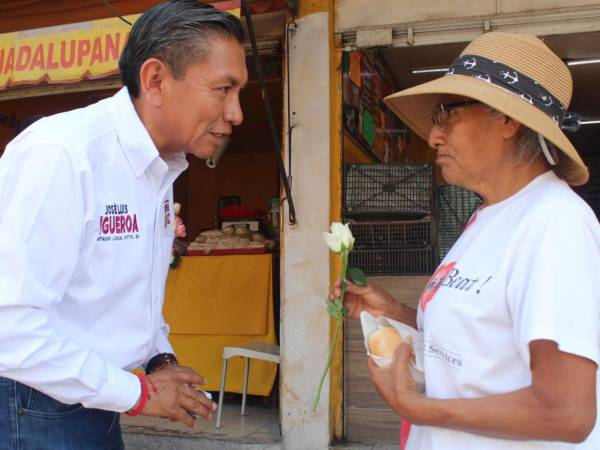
367;339;422;418
363;340;598;442
329;279;395;319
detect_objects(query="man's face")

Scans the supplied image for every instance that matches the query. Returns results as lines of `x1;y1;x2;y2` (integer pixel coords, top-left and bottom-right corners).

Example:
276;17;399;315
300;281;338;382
158;36;248;159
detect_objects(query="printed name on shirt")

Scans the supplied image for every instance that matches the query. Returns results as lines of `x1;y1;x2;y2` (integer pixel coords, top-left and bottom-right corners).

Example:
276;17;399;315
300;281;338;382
439;269;493;294
419;262;493;312
105;203;128;215
420;262;457;312
425;341;463;369
164;199;171;228
97;203;140;242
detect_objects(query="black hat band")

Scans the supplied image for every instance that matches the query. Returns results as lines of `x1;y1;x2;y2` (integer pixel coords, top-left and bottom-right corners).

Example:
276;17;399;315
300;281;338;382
447;54;581;132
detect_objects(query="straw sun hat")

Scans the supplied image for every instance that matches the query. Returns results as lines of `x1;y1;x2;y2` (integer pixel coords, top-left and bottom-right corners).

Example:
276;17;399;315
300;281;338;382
384;32;588;186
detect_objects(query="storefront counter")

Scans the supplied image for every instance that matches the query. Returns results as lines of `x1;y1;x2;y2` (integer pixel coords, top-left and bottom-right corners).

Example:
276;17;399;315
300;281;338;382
163;253;277;395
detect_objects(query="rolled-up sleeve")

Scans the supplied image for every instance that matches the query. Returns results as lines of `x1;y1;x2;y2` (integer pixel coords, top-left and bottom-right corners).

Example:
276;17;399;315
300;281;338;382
0;143;140;412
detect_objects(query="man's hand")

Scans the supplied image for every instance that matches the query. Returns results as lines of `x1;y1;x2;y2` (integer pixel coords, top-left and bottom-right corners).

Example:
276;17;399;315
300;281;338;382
141;365;217;428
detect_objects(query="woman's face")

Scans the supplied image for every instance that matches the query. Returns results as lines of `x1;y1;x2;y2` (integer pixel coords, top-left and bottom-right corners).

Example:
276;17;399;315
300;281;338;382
427;96;510;191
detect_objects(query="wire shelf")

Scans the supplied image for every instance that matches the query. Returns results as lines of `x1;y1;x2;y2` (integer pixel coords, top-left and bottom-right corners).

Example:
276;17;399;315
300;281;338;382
437;185;481;261
344;164;435;219
349;247;435;276
349;220;433;249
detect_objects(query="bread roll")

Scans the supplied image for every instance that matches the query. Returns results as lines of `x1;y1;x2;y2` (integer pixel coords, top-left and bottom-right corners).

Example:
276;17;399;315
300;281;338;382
235;225;250;236
368;326;402;358
200;229;222;238
251;232;265;242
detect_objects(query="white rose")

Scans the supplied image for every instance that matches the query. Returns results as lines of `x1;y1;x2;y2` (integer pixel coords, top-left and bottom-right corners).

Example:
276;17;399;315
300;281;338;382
323;222;355;254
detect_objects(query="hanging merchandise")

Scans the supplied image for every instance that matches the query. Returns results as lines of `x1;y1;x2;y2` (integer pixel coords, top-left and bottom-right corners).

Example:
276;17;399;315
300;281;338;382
342;51;406;162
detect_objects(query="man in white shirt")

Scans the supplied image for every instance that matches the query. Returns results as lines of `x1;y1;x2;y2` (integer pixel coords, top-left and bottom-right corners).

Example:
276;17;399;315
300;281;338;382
0;1;248;448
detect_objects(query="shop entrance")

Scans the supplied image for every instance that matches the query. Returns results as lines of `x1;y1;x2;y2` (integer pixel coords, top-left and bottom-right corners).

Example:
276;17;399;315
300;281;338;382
0;67;283;446
0;0;288;447
0;33;284;450
340;31;600;446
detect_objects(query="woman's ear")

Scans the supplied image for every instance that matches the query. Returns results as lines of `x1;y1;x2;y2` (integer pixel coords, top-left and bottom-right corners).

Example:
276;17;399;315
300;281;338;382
500;116;522;140
138;58;171;107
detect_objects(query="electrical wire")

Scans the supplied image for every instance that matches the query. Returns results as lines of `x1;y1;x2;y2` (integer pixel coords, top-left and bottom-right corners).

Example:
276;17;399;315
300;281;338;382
100;0;132;25
284;2;298;210
285;21;294;187
242;0;297;225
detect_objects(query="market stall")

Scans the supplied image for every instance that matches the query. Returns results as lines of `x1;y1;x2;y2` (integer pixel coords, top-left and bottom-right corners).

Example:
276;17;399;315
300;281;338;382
164;253;277;394
338;24;600;448
0;0;285;403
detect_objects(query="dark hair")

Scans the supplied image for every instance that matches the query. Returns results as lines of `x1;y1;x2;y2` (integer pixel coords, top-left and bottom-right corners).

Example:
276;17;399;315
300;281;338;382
119;0;244;98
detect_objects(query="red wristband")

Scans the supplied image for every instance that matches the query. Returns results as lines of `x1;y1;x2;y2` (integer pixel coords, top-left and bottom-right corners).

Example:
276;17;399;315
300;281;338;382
147;376;158;399
125;373;148;417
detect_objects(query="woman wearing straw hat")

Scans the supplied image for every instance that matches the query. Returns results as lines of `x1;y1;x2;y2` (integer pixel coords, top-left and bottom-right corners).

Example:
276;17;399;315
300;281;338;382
333;32;600;449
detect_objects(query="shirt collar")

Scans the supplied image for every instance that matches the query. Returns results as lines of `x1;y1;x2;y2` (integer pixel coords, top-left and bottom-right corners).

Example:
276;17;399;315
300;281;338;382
164;152;189;175
110;87;188;178
479;170;560;215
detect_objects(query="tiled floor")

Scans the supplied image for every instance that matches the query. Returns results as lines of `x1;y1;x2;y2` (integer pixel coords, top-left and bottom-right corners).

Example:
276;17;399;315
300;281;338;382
121;403;400;450
121;401;281;444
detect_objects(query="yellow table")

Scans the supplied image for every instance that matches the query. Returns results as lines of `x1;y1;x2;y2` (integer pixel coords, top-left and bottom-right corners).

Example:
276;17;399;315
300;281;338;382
163;254;277;396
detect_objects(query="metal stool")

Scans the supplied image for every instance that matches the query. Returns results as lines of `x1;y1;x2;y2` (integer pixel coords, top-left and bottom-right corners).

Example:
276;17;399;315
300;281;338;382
215;343;280;429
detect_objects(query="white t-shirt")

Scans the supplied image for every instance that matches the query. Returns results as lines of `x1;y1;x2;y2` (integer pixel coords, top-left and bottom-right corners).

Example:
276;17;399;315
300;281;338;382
0;87;187;412
408;171;600;450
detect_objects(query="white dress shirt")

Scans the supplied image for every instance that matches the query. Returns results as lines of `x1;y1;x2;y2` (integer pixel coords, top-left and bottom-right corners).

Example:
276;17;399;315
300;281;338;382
0;87;188;412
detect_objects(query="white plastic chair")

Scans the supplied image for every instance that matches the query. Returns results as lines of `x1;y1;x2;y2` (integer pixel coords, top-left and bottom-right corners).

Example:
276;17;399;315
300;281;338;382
215;342;280;429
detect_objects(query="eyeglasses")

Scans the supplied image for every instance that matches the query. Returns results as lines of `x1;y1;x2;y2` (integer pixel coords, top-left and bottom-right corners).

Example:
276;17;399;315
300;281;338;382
431;100;481;130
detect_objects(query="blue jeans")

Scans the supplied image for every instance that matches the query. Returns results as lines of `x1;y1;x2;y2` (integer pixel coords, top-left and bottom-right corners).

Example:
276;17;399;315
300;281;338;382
0;376;124;450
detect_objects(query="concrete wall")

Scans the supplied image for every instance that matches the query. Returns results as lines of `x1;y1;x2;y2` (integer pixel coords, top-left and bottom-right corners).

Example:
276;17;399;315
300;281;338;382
335;0;600;31
336;0;496;30
280;10;332;450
